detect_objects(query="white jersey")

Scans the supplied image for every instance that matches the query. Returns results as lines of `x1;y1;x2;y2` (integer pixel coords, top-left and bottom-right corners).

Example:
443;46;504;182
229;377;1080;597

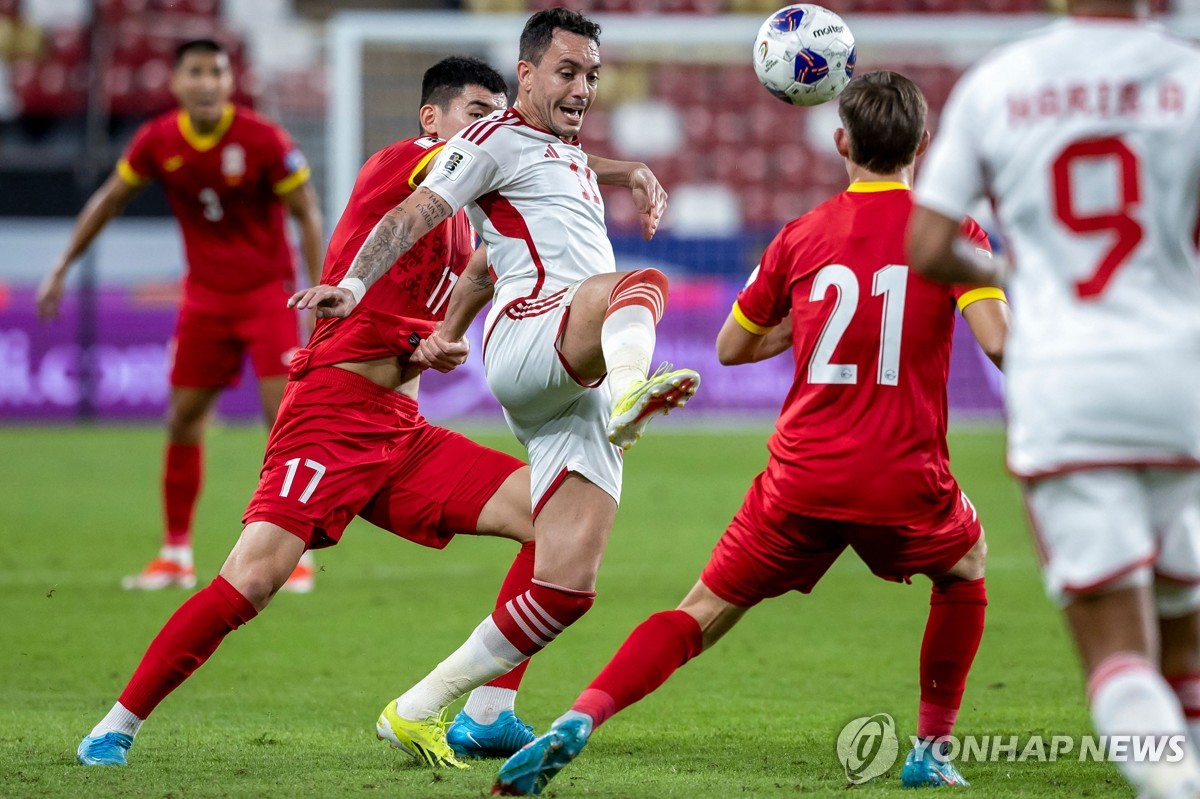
421;108;616;318
917;18;1200;476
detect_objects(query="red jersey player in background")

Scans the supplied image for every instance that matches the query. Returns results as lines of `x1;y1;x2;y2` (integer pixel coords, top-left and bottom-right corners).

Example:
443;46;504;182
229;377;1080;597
493;72;1011;796
36;38;325;593
76;55;669;771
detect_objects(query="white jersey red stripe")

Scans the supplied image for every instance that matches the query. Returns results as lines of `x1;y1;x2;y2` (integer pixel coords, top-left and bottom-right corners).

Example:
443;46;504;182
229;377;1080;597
419;107;616;324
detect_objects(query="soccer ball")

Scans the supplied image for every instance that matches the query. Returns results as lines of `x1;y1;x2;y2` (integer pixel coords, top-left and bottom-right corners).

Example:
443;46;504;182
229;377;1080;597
753;4;856;107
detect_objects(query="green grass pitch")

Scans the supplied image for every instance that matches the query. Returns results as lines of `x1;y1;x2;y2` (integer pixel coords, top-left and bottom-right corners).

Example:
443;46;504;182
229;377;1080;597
0;423;1131;797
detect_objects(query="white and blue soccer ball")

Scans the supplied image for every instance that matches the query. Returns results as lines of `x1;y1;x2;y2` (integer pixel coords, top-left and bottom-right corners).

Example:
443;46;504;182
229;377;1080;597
753;4;856;107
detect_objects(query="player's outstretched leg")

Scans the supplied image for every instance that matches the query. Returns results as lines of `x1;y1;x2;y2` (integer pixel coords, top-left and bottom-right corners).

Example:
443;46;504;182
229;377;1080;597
78;522;301;766
493;601;722;795
77;575;259;765
492;713;592;796
598;270;698;450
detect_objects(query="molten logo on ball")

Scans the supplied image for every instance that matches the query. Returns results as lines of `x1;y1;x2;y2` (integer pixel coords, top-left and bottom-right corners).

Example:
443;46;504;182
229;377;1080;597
752;3;855;107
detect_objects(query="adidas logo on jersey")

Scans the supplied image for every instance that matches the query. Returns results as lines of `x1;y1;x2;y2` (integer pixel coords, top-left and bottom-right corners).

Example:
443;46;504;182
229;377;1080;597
544;144;561;159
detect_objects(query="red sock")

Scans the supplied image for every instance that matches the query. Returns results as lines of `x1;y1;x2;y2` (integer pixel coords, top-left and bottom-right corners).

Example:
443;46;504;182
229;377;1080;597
1166;672;1200;724
571;609;703;728
606;268;668;323
118;576;257;718
163;443;202;548
484;541;536;691
917;577;987;740
491;578;595;657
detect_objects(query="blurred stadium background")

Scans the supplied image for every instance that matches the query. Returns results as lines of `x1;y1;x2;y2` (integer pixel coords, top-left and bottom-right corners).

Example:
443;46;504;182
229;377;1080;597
0;0;1196;425
2;6;1196;796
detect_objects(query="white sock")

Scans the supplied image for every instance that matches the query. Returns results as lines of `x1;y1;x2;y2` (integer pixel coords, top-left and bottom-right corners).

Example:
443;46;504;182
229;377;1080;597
160;545;192;567
394;616;526;721
1090;654;1200;798
90;702;143;739
463;686;518;725
552;709;595;737
601;305;656;403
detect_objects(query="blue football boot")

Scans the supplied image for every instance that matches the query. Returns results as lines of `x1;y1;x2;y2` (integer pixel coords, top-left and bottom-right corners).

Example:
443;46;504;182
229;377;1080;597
900;743;970;787
446;709;537;759
492;715;592;796
77;732;133;766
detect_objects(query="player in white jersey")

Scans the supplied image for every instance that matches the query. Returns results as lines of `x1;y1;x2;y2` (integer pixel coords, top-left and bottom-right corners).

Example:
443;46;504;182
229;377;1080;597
907;2;1200;796
289;8;699;766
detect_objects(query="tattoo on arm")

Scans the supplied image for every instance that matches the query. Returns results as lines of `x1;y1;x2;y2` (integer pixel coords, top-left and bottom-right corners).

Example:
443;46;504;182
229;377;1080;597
469;271;494;291
345;189;452;289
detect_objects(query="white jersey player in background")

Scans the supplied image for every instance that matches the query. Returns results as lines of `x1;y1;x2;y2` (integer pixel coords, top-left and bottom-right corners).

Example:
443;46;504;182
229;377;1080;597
290;8;699;764
907;1;1200;796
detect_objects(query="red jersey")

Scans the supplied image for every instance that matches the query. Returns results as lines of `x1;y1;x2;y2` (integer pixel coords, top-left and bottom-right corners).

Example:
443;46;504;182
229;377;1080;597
290;135;475;377
733;183;1001;525
119;104;310;314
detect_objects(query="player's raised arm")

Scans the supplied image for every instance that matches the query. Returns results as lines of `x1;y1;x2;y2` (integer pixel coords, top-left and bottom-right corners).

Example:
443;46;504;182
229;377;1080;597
37;170;145;320
288;187;453;318
587;154;667;241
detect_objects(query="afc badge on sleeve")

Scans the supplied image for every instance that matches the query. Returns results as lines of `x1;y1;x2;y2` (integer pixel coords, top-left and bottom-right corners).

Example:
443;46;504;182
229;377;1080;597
438;147;473;182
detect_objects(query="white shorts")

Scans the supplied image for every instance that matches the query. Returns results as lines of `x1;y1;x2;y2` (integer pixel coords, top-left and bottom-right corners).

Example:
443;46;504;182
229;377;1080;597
1023;467;1200;604
483;286;622;514
1006;351;1200;477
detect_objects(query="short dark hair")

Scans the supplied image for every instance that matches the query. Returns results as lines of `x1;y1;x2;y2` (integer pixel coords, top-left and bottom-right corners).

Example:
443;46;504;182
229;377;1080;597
518;8;601;65
837;71;927;174
174;38;225;67
421;56;508;109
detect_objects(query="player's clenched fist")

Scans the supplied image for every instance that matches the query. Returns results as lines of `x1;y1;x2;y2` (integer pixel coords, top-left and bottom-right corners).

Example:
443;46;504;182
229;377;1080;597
412;330;469;373
288;285;358;319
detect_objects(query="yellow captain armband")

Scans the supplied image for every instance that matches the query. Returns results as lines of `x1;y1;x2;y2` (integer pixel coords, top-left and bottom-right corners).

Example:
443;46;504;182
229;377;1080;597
732;301;773;335
957;287;1007;312
272;166;311;195
117;159;149;186
407;145;445;189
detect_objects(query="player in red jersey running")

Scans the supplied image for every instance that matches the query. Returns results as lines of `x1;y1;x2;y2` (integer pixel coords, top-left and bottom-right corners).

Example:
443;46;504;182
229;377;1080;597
492;72;1011;796
37;38;325;592
75;55;668;771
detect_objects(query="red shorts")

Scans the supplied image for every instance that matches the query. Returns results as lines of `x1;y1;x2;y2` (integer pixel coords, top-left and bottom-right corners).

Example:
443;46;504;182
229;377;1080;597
700;473;982;607
243;367;525;549
169;302;300;389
